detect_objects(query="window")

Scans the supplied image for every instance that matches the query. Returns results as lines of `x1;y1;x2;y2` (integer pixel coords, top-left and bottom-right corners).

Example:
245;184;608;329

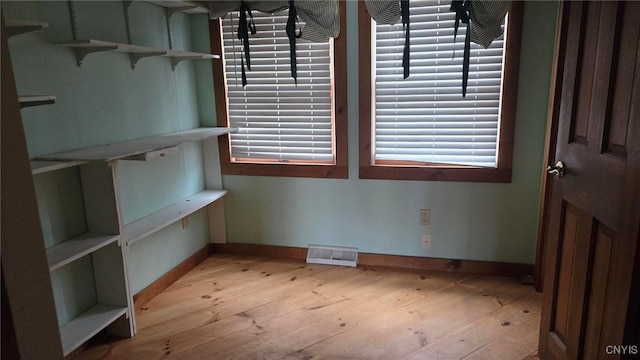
359;1;523;182
211;3;347;179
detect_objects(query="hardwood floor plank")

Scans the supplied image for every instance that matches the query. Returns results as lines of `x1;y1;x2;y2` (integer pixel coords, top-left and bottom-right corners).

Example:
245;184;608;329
160;255;279;293
126;267;384;358
400;292;541;360
166;269;466;359
461;322;540;360
136;260;336;330
292;276;534;360
75;255;541;360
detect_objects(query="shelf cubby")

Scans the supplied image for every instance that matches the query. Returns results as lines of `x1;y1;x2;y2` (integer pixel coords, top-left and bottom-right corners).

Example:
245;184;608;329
46;233;120;271
59;304;128;356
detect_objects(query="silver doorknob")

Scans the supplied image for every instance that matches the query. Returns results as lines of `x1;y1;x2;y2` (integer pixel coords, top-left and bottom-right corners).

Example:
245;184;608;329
547;160;565;178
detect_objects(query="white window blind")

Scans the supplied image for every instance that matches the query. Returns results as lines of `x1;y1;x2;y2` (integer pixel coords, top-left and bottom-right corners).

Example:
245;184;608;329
373;0;507;168
221;10;335;163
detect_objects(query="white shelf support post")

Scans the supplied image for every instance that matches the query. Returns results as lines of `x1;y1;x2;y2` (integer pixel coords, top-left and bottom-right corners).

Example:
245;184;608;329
202;136;227;244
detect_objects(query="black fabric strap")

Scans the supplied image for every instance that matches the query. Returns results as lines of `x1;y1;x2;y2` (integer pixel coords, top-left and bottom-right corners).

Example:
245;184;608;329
401;0;410;79
450;0;471;97
238;1;256;87
286;0;301;84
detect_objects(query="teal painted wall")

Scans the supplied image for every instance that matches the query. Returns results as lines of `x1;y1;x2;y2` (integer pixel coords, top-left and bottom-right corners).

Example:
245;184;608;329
193;1;559;265
4;1;212;303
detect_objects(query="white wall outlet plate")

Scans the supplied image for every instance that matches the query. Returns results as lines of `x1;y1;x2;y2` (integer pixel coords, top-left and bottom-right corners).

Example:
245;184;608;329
420;209;431;226
421;234;432;249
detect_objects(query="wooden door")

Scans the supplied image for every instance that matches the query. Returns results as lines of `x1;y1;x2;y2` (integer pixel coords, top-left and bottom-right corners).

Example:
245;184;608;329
539;1;640;359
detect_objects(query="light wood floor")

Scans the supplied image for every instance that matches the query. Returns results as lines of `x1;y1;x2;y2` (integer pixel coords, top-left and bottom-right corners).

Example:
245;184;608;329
76;255;541;360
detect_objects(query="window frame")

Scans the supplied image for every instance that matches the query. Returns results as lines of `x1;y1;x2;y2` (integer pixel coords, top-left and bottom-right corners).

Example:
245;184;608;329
210;2;348;179
358;1;523;183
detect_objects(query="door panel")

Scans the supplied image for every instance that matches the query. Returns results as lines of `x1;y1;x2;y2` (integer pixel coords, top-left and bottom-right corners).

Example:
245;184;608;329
547;203;594;359
552;203;579;345
539;1;640;359
583;224;615;360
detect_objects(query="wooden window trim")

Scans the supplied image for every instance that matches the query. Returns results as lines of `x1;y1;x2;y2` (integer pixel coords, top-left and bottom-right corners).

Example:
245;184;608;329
358;2;523;183
210;2;348;179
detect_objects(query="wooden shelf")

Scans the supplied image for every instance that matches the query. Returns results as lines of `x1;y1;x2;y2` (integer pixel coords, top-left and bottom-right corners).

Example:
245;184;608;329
47;233;120;271
31;160;88;175
56;39;219;69
145;1;209;14
5;18;48;37
37;127;236;162
19;95;56;108
125;190;227;246
59;304;128;356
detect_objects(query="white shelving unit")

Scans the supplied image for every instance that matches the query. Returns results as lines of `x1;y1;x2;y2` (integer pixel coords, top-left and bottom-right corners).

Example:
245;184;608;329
5;3;232;357
27;129;234;357
26;160;135;357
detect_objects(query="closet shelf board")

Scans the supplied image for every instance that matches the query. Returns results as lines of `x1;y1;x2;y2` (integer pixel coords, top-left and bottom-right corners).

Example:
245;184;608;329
36;127;237;162
19;95;56;108
145;0;209;14
47;233;120;272
5;18;48;37
125;189;227;246
60;304;128;356
31;160;88;175
56;39;219;65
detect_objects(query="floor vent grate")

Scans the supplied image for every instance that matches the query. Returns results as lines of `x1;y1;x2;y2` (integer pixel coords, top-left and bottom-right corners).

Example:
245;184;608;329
306;244;358;267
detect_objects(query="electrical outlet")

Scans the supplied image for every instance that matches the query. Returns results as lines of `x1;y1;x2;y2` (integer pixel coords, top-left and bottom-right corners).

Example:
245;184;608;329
182;216;190;229
420;209;431;226
421;234;432;249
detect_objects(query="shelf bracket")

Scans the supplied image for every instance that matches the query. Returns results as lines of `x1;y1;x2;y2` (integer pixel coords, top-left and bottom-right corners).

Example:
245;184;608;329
170;55;202;70
130;51;167;70
75;46;118;67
